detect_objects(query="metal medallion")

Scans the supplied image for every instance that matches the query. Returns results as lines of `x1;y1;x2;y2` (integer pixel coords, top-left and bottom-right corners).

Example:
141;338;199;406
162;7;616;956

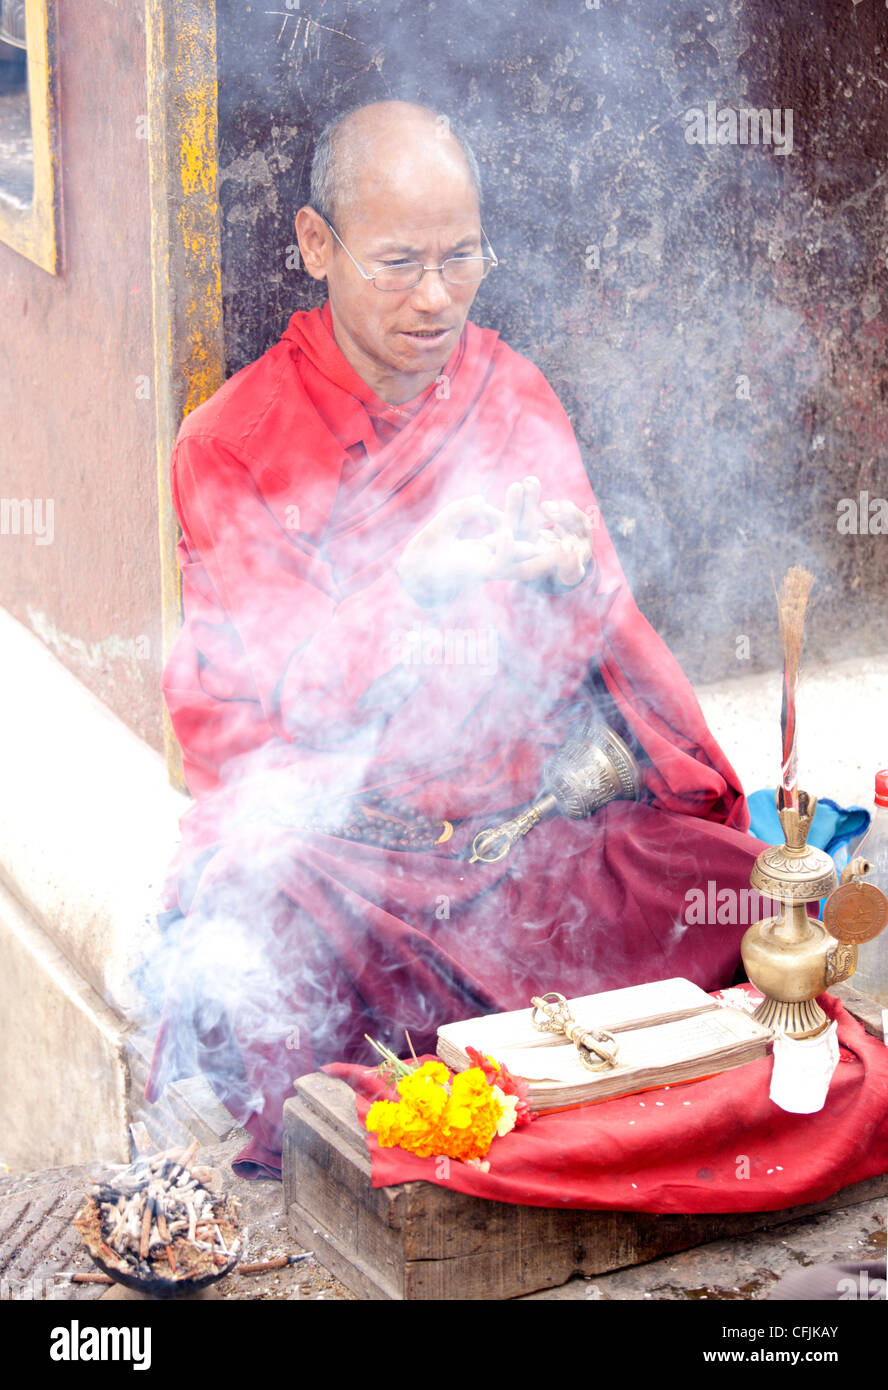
823;880;888;945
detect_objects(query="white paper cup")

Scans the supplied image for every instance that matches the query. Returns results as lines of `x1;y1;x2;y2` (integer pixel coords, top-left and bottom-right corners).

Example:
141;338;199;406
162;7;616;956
769;1021;839;1114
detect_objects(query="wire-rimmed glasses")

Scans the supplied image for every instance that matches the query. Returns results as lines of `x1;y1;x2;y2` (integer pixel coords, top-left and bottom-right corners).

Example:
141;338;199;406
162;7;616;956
319;214;498;291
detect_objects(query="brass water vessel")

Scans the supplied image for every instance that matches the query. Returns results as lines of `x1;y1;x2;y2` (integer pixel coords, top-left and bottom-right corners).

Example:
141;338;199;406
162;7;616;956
741;788;855;1039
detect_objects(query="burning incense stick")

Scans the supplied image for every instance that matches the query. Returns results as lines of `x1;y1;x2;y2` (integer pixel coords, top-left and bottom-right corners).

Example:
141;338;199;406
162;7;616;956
237;1254;313;1275
776;566;814;813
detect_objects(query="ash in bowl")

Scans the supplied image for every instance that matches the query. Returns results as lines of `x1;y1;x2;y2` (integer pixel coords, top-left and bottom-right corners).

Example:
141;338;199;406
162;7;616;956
73;1143;242;1295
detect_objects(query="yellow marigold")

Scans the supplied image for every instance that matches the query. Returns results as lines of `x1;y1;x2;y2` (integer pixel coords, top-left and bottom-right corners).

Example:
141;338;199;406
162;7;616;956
367;1097;438;1157
365;1061;508;1162
437;1111;498;1161
405;1059;450;1087
366;1099;403;1148
396;1063;450;1121
451;1066;491;1097
398;1119;444;1158
437;1068;504;1161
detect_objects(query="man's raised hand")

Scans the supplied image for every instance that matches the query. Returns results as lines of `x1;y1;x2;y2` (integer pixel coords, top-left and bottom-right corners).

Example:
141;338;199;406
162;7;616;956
501;477;595;588
397;494;540;605
396;482;595;606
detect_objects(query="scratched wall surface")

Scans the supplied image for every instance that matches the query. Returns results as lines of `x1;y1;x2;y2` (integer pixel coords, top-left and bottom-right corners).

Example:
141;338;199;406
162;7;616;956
216;0;888;686
0;3;161;746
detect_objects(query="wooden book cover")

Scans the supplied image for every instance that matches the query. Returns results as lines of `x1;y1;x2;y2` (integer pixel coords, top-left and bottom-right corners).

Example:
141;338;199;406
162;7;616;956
436;977;772;1111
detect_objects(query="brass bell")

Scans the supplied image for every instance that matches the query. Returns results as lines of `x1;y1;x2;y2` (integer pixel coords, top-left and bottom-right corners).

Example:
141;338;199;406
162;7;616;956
469;720;642;864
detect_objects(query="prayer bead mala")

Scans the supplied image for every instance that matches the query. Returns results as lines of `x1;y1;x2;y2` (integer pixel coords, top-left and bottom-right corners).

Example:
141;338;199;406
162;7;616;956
300;794;450;850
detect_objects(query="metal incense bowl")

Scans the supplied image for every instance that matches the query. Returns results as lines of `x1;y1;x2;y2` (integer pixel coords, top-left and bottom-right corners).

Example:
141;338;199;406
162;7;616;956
741;789;853;1039
469;720;642;864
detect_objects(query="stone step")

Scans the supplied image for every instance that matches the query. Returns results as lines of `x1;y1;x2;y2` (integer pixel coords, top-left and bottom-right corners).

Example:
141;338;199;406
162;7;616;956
0;872;234;1173
124;1031;236;1153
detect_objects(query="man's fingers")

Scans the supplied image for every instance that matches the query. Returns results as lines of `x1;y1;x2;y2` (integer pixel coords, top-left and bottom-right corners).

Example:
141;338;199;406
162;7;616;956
504;482;525;539
518;475;543;540
405;493;593;596
489;516;521;573
541;499;592;537
500;550;560;583
500;535;592;586
428;495;502;540
482;534;546;562
554;537;591;584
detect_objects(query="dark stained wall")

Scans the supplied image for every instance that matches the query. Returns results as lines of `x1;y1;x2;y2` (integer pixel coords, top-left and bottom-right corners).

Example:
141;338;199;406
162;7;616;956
216;0;888;684
0;2;162;747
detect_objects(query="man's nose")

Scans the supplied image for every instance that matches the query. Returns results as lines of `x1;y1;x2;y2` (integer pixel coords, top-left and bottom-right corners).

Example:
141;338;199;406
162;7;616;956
409;267;452;313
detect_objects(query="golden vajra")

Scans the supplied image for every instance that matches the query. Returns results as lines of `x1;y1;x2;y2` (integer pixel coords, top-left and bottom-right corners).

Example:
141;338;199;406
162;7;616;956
530;992;619;1071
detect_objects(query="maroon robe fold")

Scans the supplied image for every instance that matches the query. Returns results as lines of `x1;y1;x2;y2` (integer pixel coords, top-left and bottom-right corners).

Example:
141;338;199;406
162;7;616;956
147;302;762;1178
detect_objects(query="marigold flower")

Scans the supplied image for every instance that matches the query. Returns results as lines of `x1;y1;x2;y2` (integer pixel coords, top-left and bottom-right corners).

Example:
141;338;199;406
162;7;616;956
466;1046;534;1127
366;1099;404;1148
364;1049;524;1162
492;1086;519;1137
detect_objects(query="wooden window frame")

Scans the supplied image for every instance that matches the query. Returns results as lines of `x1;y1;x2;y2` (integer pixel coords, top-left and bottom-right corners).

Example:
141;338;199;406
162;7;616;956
0;0;59;274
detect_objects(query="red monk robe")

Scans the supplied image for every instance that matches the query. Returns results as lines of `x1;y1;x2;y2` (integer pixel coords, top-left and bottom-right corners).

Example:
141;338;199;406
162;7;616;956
147;301;762;1179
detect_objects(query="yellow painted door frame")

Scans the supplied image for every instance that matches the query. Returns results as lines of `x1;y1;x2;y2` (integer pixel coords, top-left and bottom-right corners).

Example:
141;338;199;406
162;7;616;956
145;0;224;788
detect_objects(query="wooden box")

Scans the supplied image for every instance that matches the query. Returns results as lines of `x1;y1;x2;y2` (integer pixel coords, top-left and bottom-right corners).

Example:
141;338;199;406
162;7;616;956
282;984;888;1300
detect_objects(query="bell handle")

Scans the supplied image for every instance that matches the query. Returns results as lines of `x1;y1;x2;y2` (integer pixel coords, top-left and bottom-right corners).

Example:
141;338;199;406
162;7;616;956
469;793;557;864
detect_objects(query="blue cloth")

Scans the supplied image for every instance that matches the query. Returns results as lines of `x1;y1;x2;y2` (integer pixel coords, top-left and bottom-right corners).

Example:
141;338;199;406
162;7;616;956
747;790;870;915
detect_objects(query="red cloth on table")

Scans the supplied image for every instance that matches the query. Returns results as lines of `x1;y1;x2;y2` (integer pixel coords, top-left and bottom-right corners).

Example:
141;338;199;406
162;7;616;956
146;300;766;1180
325;993;888;1213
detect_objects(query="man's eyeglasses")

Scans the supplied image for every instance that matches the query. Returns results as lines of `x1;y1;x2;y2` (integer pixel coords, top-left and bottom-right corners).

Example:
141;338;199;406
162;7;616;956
319;213;498;292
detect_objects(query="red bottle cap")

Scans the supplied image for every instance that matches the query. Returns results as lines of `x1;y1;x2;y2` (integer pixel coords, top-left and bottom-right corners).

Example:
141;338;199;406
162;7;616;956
875;770;888;807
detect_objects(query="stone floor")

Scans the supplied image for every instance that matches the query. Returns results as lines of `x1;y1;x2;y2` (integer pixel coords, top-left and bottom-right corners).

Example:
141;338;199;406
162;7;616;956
1;1126;884;1302
0;1131;354;1303
527;1198;886;1301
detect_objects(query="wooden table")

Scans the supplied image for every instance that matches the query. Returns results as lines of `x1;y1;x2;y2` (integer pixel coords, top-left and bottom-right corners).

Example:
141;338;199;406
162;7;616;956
282;983;888;1300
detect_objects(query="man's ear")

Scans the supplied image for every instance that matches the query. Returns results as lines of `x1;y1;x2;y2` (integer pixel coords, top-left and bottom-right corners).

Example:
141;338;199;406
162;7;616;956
295;206;331;281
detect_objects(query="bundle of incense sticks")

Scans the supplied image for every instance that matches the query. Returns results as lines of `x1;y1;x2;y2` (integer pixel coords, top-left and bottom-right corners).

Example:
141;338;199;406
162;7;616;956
73;1142;241;1286
776;566;814;812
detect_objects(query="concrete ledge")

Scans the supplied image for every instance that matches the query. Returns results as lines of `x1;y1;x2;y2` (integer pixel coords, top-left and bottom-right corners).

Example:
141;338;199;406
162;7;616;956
0;607;188;1016
0;607;238;1169
0;878;129;1172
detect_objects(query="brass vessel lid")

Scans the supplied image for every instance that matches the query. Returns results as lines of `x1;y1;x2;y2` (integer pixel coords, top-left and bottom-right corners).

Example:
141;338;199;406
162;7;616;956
749;790;838;904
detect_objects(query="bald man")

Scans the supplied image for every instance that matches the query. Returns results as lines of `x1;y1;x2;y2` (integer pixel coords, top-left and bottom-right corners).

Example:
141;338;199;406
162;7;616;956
147;101;761;1179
